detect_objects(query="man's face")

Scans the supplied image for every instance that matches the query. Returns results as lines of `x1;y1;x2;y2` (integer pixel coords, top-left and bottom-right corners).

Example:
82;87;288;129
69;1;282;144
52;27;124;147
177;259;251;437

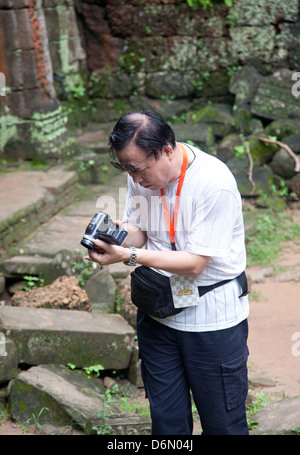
115;143;174;190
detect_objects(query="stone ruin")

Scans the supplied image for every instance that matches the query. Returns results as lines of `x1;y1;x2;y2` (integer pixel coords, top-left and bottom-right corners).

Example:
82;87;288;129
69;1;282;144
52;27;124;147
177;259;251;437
1;0;300;159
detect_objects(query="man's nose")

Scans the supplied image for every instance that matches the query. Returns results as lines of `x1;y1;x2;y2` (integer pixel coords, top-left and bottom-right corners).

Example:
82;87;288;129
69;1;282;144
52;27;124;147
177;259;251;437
131;173;143;184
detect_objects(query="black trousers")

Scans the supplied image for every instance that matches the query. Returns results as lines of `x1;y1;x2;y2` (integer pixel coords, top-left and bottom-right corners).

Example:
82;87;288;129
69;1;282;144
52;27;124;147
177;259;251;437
137;311;249;435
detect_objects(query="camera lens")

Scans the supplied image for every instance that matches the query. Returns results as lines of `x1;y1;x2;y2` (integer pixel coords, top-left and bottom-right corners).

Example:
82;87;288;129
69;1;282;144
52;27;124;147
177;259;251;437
81;236;94;250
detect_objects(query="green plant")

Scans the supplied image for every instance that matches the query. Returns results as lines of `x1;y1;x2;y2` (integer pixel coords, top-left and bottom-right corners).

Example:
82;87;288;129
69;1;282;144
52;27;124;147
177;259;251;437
92;389;117;435
68;85;86;99
226;65;242;77
72;259;98;287
114;291;122;313
30;407;49;432
0;404;8;426
192;79;204;92
186;0;232;9
246;391;278;431
77;159;95;173
246;211;300;267
83;364;104;378
119;396;150;418
22;275;45;291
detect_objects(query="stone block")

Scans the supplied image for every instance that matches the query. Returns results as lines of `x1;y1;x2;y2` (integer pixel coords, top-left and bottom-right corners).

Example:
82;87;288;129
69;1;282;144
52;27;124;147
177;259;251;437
0;338;19;384
0;306;135;369
8;88;57;119
226;155;275;196
7;364;151;434
251;396;300;435
127;342;143;388
251;70;300;121
269;148;299;179
4;51;24;89
0;10;20;52
0;0;30;8
0;256;53;279
289;174;300;198
231;0;299;26
85;268;117;311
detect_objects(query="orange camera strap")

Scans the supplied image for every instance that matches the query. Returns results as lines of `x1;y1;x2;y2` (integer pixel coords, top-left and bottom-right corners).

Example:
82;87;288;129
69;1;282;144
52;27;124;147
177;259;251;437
160;145;188;251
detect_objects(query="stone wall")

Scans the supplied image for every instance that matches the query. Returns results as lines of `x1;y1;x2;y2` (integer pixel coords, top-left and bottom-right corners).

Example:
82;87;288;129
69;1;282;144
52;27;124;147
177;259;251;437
0;0;85;157
80;0;300;101
0;0;300;156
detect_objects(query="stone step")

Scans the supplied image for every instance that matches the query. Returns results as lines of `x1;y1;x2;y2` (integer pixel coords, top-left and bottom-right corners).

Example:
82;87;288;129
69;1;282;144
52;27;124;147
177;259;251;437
251;396;300;435
0;165;79;251
0;306;135;369
0;170;128;279
7;364;151;435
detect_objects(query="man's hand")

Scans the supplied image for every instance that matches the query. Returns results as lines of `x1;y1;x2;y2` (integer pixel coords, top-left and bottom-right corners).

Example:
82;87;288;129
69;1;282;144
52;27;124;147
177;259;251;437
84;239;129;266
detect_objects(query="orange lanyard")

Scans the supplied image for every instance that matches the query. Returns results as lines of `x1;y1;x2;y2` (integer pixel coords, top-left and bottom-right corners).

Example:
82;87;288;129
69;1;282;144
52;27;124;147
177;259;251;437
160;145;188;251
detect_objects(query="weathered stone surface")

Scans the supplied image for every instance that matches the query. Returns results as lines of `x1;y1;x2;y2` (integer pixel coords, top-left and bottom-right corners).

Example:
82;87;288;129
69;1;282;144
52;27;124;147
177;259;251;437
0;306;135;368
229;26;277;64
0;338;18;384
7;364;151;434
85;268;116;313
229;65;263;109
274;268;300;283
251;396;300;435
172;122;215;151
0;166;79;250
11;275;90;311
231;0;299;26
248;377;276;388
248;133;280;167
216;134;243;163
0;256;52;279
127;341;143;388
226;155;275;196
269;148;299;180
19;215;90;257
44;0;86;76
251;70;300;121
289;174;300;198
281;134;300;154
81;2;123;71
247;267;274;284
265;118;300;140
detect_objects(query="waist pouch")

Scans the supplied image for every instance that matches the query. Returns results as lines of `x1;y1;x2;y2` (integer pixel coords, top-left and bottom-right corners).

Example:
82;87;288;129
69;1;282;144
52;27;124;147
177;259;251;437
130;266;248;319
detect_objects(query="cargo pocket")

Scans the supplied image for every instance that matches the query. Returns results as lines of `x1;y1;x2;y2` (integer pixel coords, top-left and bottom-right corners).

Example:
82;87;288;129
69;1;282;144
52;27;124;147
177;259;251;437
221;347;249;411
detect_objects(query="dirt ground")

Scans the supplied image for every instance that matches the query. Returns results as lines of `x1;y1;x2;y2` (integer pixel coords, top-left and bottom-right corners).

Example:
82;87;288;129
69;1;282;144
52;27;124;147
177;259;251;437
247;244;300;398
0;210;299;435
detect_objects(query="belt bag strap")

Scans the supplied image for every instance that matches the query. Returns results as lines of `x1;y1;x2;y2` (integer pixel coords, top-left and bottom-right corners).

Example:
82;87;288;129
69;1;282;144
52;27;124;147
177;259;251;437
197;271;248;298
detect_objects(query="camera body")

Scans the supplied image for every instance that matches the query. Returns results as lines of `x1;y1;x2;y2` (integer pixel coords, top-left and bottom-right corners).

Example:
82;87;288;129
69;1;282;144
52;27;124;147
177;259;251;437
81;212;128;250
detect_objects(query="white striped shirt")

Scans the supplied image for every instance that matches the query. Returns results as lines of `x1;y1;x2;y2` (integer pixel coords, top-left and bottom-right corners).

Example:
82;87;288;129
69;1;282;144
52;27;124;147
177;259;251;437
123;144;249;332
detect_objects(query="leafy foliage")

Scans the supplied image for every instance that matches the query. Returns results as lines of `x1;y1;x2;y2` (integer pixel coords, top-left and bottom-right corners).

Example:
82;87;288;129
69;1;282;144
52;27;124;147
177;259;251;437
186;0;232;8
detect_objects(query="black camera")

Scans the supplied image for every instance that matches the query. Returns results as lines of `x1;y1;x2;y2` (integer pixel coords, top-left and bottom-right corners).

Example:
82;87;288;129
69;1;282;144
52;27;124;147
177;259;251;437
80;212;128;250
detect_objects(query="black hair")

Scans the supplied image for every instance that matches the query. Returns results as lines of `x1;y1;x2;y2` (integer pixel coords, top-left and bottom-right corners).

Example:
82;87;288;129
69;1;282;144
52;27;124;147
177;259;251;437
108;110;176;161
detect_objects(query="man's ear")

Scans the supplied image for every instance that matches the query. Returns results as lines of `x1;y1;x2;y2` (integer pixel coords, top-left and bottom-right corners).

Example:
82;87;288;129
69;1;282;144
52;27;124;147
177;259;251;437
162;144;174;160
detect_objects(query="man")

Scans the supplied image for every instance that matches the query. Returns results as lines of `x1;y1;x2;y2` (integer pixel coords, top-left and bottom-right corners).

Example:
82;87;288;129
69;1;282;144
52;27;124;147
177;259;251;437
86;110;250;435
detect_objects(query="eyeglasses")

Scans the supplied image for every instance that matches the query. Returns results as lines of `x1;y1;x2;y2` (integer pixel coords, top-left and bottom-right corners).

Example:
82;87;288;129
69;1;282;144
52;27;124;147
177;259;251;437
110;153;153;173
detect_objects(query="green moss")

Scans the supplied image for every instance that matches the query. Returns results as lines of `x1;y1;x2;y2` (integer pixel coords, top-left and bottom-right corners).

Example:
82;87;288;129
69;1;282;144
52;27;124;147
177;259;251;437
0;114;23;151
248;133;279;166
30;106;67;146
